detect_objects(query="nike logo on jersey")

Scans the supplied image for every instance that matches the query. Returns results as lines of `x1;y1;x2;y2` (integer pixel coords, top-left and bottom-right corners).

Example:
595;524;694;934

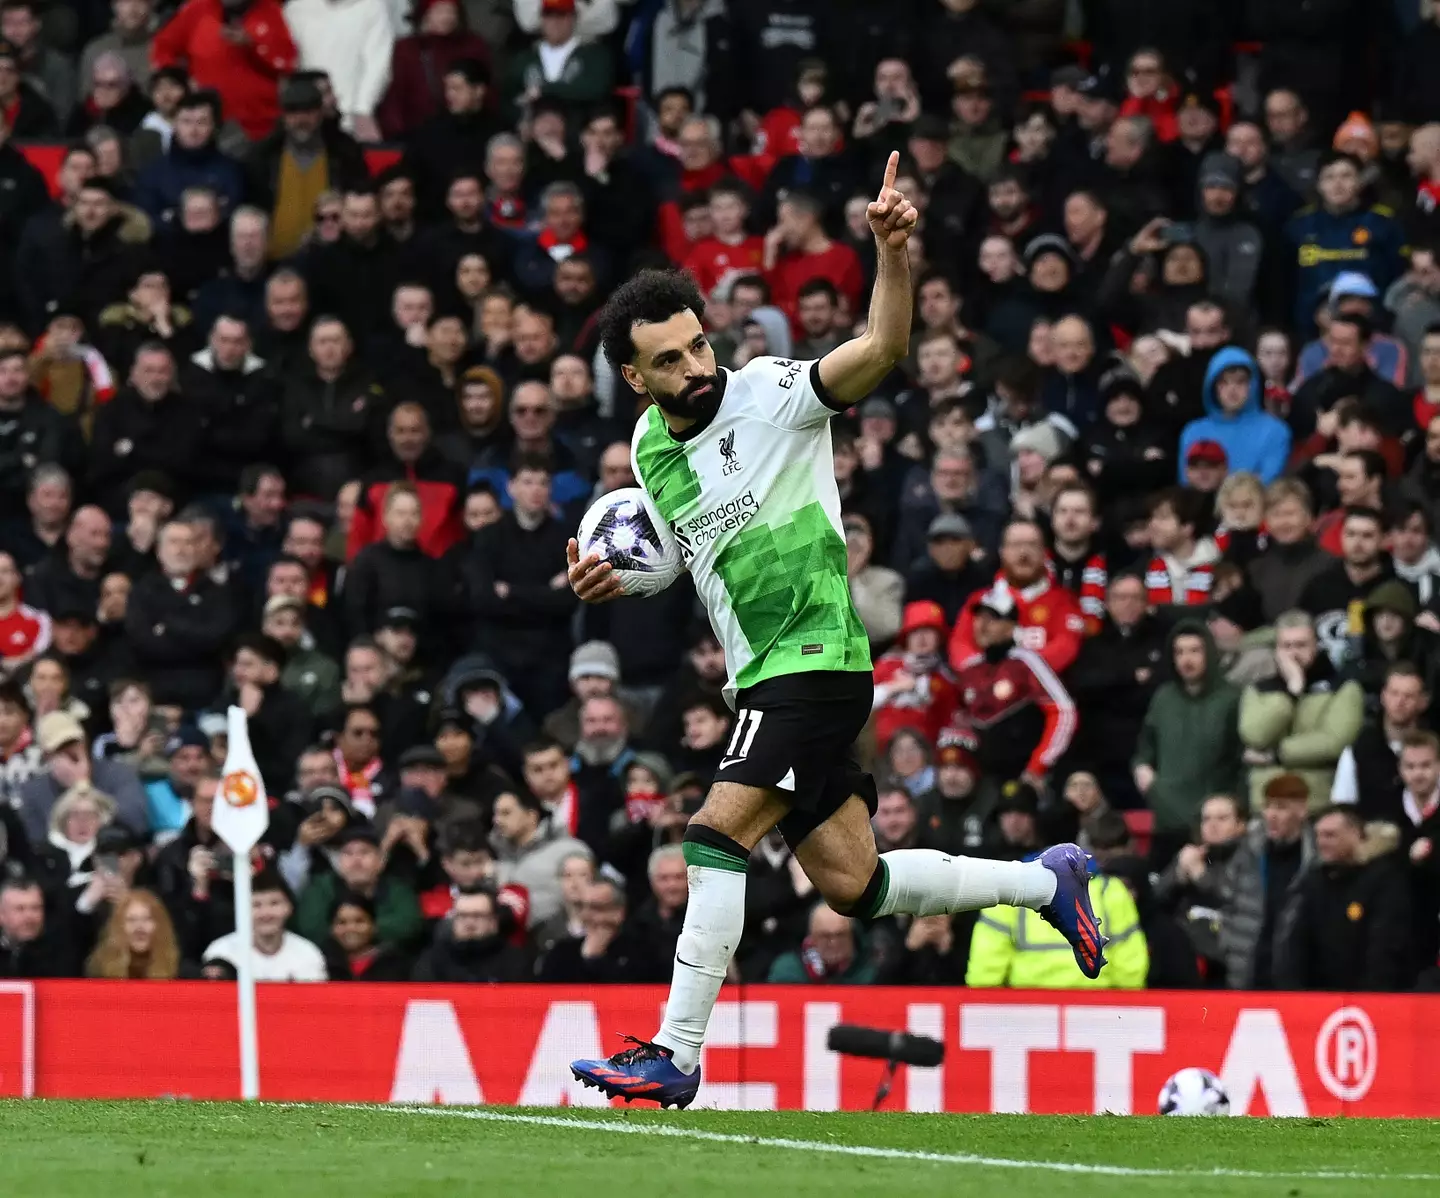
718;756;748;772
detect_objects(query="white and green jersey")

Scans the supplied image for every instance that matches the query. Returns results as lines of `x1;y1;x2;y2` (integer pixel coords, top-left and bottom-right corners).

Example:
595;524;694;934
631;355;871;706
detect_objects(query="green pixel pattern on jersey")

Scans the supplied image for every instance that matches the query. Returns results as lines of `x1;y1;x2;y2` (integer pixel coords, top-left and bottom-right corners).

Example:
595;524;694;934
714;499;870;688
634;408;701;522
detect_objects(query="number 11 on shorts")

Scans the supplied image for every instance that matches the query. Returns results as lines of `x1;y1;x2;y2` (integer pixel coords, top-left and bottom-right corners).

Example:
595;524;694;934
720;709;764;769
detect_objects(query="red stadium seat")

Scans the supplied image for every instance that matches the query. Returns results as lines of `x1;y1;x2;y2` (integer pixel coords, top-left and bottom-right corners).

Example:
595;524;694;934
1123;809;1155;858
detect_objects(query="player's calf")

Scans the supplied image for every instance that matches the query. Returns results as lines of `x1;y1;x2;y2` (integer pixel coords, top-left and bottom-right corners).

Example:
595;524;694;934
833;845;1108;978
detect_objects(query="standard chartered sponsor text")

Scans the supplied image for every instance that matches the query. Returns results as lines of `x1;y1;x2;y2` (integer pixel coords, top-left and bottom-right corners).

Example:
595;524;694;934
685;490;759;546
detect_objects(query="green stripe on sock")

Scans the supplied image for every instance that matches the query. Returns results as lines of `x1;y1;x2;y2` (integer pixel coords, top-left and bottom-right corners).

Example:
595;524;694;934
856;858;891;919
683;841;749;873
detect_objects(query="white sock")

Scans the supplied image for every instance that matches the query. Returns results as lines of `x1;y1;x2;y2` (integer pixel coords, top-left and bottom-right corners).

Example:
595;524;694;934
653;861;746;1074
871;850;1057;917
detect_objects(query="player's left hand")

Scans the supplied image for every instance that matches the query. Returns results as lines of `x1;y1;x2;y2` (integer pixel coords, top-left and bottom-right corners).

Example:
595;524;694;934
867;151;919;249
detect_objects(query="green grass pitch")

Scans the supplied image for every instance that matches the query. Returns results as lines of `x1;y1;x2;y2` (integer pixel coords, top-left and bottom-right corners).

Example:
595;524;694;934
2;1100;1439;1197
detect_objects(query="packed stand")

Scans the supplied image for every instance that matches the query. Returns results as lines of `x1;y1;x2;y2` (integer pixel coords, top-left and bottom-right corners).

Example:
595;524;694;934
1;0;1440;993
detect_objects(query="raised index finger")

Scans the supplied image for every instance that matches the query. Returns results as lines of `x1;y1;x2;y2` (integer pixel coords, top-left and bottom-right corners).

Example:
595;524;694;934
880;150;898;196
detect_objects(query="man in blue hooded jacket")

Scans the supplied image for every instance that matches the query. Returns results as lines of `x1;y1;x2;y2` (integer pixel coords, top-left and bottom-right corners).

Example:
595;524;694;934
1178;347;1291;484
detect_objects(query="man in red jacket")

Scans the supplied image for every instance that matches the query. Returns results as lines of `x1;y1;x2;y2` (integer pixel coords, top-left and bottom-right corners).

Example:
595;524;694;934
948;517;1085;674
152;0;297;140
346;401;465;560
764;189;864;328
950;586;1077;793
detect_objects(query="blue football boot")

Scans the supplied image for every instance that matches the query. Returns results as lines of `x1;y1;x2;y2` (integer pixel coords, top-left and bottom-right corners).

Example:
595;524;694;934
1037;843;1109;979
571;1036;701;1109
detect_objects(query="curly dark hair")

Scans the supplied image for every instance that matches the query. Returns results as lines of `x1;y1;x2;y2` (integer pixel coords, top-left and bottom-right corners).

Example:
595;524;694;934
598;268;706;370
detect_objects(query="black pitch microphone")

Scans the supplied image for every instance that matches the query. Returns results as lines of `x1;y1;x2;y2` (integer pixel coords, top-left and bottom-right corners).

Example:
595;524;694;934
827;1025;945;1067
826;1025;945;1110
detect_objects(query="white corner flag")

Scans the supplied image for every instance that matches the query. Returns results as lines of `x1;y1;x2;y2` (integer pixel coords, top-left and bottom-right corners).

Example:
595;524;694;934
216;706;270;853
216;706;271;1100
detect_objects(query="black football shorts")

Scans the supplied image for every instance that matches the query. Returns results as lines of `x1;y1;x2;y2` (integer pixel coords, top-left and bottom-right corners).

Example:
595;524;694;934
713;669;878;848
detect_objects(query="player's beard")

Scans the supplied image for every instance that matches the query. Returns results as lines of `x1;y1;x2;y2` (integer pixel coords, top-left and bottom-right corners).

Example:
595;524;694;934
651;373;722;424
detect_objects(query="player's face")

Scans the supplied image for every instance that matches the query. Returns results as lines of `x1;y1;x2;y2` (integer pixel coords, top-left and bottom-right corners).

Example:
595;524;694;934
623;309;720;423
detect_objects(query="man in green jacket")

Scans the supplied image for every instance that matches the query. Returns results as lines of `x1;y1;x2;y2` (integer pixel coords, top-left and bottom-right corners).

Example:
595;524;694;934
263;595;342;717
294;825;422;950
1239;610;1365;810
502;0;614;127
767;903;878;984
1133;619;1244;865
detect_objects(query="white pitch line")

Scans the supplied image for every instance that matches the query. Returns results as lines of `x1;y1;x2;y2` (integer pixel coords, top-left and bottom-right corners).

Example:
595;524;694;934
352;1104;1440;1183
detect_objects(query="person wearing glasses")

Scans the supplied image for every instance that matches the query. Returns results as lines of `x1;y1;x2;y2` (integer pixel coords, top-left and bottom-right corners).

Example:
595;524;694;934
329;702;394;819
412;884;530;982
67;51;148;138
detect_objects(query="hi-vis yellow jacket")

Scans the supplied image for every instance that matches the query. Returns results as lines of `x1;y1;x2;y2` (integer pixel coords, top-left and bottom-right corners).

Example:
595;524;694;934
965;874;1149;989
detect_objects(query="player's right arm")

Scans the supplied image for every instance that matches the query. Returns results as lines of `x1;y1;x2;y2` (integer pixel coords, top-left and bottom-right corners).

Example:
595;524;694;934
815;151;918;409
567;539;625;604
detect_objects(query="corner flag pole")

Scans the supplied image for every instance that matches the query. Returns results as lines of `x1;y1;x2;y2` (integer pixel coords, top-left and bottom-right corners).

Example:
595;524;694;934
215;706;271;1101
231;852;259;1100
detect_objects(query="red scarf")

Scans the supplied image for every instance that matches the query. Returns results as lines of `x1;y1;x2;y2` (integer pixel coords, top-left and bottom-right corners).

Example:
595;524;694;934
1416;392;1440;432
0;725;32;764
549;781;580;837
1407;787;1440;827
679;161;726;193
348;947;379;977
334;748;382;816
537;226;588;261
1144;556;1215;607
624;790;667;824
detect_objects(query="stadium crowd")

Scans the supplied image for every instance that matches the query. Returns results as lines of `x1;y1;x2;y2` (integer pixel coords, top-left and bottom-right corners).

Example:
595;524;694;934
3;0;1440;994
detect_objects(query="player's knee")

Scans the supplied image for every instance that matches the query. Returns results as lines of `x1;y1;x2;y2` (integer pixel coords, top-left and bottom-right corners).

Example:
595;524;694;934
687;781;782;849
687;805;747;846
819;864;876;916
